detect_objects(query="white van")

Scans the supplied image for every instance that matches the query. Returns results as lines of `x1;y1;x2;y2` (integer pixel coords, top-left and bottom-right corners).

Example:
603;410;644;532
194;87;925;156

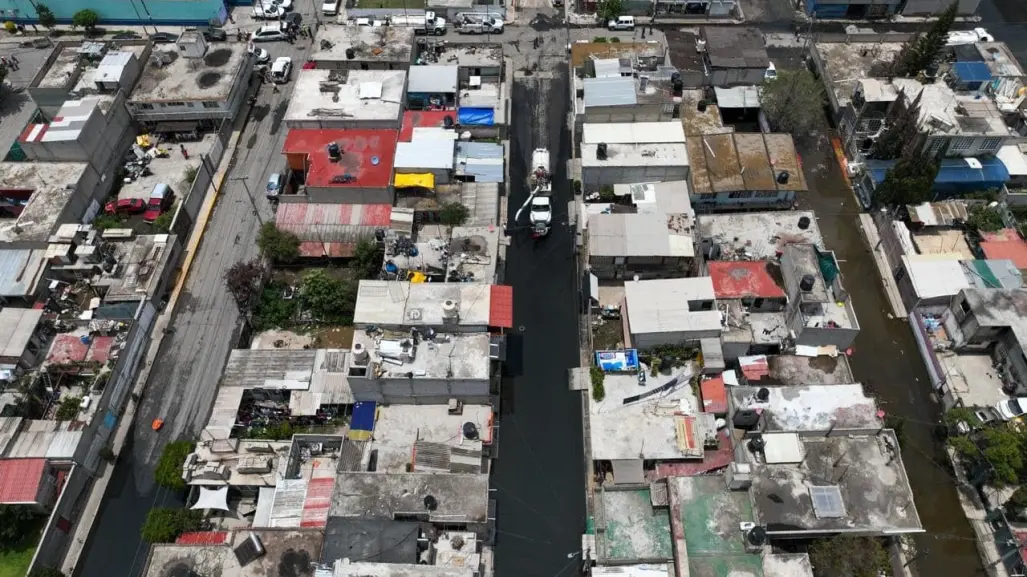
270;57;293;83
607;15;634;30
322;0;339;15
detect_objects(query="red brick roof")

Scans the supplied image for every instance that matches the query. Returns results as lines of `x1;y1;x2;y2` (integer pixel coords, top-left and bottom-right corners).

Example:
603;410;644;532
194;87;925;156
489;285;513;328
0;458;47;504
980;228;1027;270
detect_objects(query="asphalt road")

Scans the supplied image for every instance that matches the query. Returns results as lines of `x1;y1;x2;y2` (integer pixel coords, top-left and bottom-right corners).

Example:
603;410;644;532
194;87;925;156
492;63;587;577
73;29;310;577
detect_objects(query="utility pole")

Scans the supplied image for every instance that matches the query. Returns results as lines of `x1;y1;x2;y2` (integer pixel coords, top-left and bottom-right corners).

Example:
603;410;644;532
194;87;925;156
230;176;265;225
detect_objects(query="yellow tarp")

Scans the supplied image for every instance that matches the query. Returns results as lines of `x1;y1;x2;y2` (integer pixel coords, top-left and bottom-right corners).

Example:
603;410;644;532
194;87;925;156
394;172;434;189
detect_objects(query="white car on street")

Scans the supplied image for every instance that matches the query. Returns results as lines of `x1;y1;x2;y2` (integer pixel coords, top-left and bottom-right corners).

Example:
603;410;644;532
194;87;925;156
271;57;293;83
996;397;1027;420
272;0;293;10
250;47;270;63
251;23;288;42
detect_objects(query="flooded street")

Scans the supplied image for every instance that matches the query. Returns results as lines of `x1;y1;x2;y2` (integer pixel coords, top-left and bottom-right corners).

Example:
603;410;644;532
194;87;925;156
795;131;984;577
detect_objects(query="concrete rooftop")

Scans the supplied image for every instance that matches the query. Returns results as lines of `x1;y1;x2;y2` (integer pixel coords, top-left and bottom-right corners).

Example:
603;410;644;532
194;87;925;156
352;280;496;328
425;43;502;69
447;225;500;283
741;354;855;387
597;488;673;563
311;25;415;64
141;529;323;577
669;475;763;577
350;329;490;380
331;561;474;577
730;384;882;433
118;133;214;200
285;69;405;124
131;43;249;102
699;211;823;260
368;404;492;474
813;41;905;109
0;162;89;244
329;472;489;523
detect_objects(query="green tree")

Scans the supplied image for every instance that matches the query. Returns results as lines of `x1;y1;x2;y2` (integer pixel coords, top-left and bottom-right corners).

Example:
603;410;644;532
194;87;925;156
251;282;298;330
300;269;357;324
1005;485;1027;520
91;214;123;231
155;440;195;492
439;202;470;227
71;9;99;32
352;237;383;279
36;4;56;30
759;69;826;136
966;204;1005;234
808;535;889;577
30;568;66;577
590;366;605;402
895;2;958;76
0;505;36;547
141;508;203;543
224;259;265;313
870;89;923;160
55;396;81;421
152;203;175;233
979;426;1025;487
257;222;300;264
872;151;938;207
596;0;622;22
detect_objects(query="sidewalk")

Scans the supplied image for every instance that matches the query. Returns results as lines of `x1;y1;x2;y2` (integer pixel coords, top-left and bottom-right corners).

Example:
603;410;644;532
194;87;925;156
60;100;250;576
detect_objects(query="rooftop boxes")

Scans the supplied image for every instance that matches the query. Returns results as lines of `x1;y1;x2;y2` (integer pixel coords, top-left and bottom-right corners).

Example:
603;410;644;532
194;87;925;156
310;26;415;70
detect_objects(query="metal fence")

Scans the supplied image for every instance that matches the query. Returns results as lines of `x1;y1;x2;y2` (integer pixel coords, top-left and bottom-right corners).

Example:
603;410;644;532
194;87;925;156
172;118;233;237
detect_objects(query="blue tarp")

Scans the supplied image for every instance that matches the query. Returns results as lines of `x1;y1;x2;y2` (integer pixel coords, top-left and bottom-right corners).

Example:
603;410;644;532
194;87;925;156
595;349;639;372
458;108;495;126
351;401;377;432
952;61;993;85
868;156;1010;195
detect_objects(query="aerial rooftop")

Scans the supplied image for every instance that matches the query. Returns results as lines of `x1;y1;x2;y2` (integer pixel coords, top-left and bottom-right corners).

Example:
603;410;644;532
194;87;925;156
285;69;406;126
701;27;769;69
581;142;689;168
812;40;905;109
141;529;324;577
699;211;823;260
623;277;720;338
311;25;414;65
582;122;686;145
612;181;695;220
0;249;47;299
283;129;398;189
687;133;807;194
730;384;882;432
735;354;855;387
588;213;695;258
131;43;249;102
890;78;1009;136
0;162;90;245
424;42;502;69
707;260;786;300
668;475;763;577
329;472;489;523
352;281;512;328
748;431;922;535
368;404;492;473
331;561;474;577
349;328;491;381
91;234;177;302
447;225;500;283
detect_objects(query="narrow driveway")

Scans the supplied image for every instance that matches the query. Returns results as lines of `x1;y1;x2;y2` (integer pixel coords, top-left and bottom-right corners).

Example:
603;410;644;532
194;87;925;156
74;27;312;577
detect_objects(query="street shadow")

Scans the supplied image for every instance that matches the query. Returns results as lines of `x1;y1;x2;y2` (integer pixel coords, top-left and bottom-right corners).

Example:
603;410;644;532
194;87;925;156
0;88;30;120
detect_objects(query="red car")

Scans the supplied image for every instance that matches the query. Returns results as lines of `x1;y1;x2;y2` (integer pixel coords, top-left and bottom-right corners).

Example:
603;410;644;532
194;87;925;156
104;198;147;215
143;183;174;223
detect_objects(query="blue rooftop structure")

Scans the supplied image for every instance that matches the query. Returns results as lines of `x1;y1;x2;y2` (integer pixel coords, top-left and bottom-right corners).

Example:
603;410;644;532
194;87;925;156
868;156;1009;197
951;62;993;90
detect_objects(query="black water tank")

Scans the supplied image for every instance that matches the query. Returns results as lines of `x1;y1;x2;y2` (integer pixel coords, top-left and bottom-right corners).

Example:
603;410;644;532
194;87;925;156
800;274;816;292
345;47;356;59
733;409;760;430
749;433;766;452
463;422;479;440
443;115;455;129
798;215;811;230
424;495;438;511
776;170;789;184
747;526;768;547
697;100;707;112
756;387;770;402
596;143;608;160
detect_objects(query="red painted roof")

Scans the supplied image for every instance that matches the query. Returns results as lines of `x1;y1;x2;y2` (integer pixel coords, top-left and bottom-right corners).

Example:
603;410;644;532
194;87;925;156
707;261;786;299
283;129;397;188
46;334;116;367
739;355;770;382
300;477;334;528
489;285;513;328
176;531;229;545
700;376;728;415
980;228;1027;269
399;111;456;142
0;458;47;504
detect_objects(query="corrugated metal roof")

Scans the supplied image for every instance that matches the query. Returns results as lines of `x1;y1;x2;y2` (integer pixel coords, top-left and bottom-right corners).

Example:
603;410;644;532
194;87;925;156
394;139;455;170
0;308;42;360
408;65;458;93
624;277;721;335
906;201;970;226
0;249;46;298
269;478;308;528
94;51;133;83
0;418;22;456
0;458;46;504
583;76;637;108
455;142;504;183
713;86;761;109
588;213;694;258
460;183;500;226
276;203;392;252
593;57;623;78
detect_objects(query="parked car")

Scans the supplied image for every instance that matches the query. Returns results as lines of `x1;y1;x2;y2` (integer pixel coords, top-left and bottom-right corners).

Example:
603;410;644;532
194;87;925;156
272;0;293;10
149;32;179;43
283;12;302;30
253;3;283;19
765;61;777;80
996;397;1027;420
251;23;288;42
143;183;175;223
201;27;228;41
250;47;271;63
104;198;147;216
266;173;283;198
322;0;339;15
607;15;634;31
270;57;292;84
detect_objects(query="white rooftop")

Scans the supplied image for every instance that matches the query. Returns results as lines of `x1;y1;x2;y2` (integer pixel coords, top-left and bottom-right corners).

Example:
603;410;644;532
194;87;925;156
998;144;1027;176
394;139;454;171
368;404;492;473
332;561;474;577
892;77;1010;136
623;277;720;336
131;43;249;102
588;212;694;258
408;65;458;93
285;69;405;125
350;329;491;380
730;384;883;432
699;211;823;259
352;280;495;328
0;308;43;361
581;143;689;168
0;162;90;244
582;122;687;145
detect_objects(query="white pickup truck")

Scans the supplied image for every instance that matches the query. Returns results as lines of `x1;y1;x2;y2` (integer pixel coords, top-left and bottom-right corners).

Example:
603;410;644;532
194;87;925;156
456;15;503;34
387;11;447;35
529;148;552;239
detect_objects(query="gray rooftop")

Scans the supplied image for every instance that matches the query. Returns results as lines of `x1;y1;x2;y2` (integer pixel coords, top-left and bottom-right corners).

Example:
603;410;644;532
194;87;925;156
583;76;637;108
322;518;420;565
813;41;905;109
329;472;490;523
959;288;1027;350
447;225;500;283
749;431;923;535
0;162;89;244
408;65;458;93
0;250;47;299
350;329;491;380
581;142;689;168
94;234;177;302
588;213;695;258
730;384;882;432
141;529;323;577
429;43;502;69
742;354;854;387
332;562;474;577
763;554;815;577
285;69;405;124
311;25;415;64
702;27;768;68
699;211;823;260
0;308;43;361
368;404;492;473
353;280;494;328
131;43;249;102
